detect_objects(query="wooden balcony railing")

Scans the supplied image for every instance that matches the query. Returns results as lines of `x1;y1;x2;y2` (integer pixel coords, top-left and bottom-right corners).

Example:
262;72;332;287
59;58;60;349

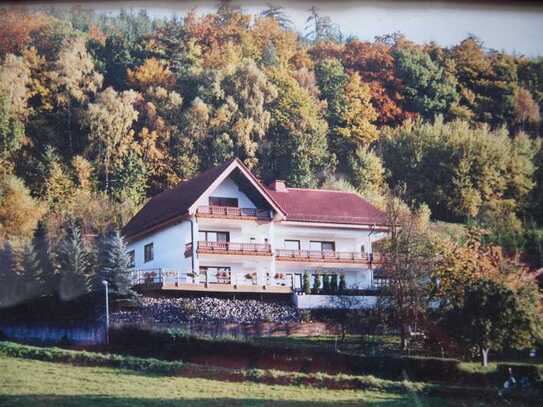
196;241;272;256
196;206;271;220
275;249;383;264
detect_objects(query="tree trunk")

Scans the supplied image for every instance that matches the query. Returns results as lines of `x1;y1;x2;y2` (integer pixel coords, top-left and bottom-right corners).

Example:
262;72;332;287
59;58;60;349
481;347;489;367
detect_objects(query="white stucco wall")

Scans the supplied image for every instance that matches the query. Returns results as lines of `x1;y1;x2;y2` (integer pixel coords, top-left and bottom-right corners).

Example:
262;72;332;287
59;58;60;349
193;177;257;209
273;223;375;253
127;221;192;272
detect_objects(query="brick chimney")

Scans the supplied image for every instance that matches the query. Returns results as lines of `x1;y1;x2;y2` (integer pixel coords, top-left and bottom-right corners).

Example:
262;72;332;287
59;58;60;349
269;180;287;192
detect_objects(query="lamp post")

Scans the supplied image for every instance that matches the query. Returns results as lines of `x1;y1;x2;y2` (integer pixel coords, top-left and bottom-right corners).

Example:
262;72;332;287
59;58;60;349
102;280;109;345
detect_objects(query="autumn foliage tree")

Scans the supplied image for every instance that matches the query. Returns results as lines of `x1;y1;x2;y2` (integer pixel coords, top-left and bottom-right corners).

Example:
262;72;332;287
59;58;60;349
434;229;542;365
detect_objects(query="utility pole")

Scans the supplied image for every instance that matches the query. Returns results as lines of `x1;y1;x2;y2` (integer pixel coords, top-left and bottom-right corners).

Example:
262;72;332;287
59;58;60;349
102;280;109;345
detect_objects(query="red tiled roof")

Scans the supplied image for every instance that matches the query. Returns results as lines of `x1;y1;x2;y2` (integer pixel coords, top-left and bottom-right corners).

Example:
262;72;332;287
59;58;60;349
122;160;234;238
123;159;388;238
266;187;387;226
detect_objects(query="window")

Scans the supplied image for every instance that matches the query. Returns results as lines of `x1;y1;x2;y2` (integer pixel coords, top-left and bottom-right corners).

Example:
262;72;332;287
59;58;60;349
284;239;301;250
144;243;154;263
127;250;135;268
199;231;230;242
310;241;335;252
209;196;238;207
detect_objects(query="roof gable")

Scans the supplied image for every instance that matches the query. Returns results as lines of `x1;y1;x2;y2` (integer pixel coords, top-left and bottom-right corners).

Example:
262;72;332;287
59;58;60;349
122;159;285;238
187;159;285;216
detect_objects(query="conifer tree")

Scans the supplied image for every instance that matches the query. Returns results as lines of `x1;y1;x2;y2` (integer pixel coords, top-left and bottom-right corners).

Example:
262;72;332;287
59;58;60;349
18;241;44;299
57;222;92;301
32;219;57;295
330;274;338;292
0;240;23;307
303;271;311;294
101;230;132;295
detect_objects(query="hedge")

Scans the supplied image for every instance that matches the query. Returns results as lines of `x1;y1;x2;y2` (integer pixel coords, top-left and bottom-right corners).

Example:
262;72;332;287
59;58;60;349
108;327;543;386
0;341;184;374
2;340;542;402
0;340;424;393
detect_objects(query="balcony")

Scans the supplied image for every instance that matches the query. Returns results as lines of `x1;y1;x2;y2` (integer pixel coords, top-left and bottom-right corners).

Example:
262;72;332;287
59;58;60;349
186;241;273;257
130;268;291;294
275;249;383;265
196;206;271;220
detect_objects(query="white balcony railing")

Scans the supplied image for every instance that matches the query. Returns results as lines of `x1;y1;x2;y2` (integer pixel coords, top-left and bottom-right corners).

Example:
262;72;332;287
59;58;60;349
130;268;191;286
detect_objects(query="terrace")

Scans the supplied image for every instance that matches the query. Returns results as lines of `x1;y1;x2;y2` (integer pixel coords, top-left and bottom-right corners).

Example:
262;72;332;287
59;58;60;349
129;268;292;294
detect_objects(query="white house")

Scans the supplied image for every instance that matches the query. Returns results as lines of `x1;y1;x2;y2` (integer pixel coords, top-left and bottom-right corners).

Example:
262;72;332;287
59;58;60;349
123;159;389;306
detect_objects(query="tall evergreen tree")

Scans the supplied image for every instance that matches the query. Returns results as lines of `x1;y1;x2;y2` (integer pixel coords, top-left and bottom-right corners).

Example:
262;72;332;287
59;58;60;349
57;222;92;301
99;230;132;295
0;240;23;307
18;241;44;299
32;219;57;295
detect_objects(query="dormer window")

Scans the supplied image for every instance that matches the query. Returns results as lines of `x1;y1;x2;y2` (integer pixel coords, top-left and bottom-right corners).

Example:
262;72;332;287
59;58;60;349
209;196;238;207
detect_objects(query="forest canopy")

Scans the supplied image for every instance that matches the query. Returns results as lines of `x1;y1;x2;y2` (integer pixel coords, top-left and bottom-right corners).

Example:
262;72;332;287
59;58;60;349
0;4;542;244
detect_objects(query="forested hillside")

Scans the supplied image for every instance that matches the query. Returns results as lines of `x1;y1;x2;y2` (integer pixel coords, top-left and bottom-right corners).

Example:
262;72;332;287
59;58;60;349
1;4;542;255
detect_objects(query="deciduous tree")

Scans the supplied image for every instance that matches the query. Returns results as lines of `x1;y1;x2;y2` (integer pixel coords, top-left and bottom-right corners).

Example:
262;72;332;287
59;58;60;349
0;175;45;242
261;68;330;187
84;87;140;191
379;193;438;351
440;277;541;366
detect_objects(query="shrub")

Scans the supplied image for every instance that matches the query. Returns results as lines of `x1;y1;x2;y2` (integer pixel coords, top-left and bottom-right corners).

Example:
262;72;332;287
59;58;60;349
330;274;338;291
0;341;184;374
339;275;347;292
313;274;321;292
322;274;330;291
299;310;312;323
303;272;311;294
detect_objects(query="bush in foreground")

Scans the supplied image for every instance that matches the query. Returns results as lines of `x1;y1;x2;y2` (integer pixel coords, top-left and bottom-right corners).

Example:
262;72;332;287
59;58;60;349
0;340;183;374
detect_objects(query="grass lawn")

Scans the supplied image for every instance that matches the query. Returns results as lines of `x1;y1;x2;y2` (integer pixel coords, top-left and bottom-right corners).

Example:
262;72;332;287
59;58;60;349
0;354;516;407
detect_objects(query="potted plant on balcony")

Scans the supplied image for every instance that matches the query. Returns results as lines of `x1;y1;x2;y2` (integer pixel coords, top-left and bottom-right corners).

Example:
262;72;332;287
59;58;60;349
216;271;229;283
245;272;257;283
186;271;198;284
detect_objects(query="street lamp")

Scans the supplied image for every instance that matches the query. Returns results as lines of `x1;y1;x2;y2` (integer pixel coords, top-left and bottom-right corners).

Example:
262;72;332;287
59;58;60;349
102;280;109;345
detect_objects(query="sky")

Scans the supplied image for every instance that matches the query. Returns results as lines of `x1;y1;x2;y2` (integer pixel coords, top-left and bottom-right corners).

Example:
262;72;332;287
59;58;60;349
11;1;543;57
